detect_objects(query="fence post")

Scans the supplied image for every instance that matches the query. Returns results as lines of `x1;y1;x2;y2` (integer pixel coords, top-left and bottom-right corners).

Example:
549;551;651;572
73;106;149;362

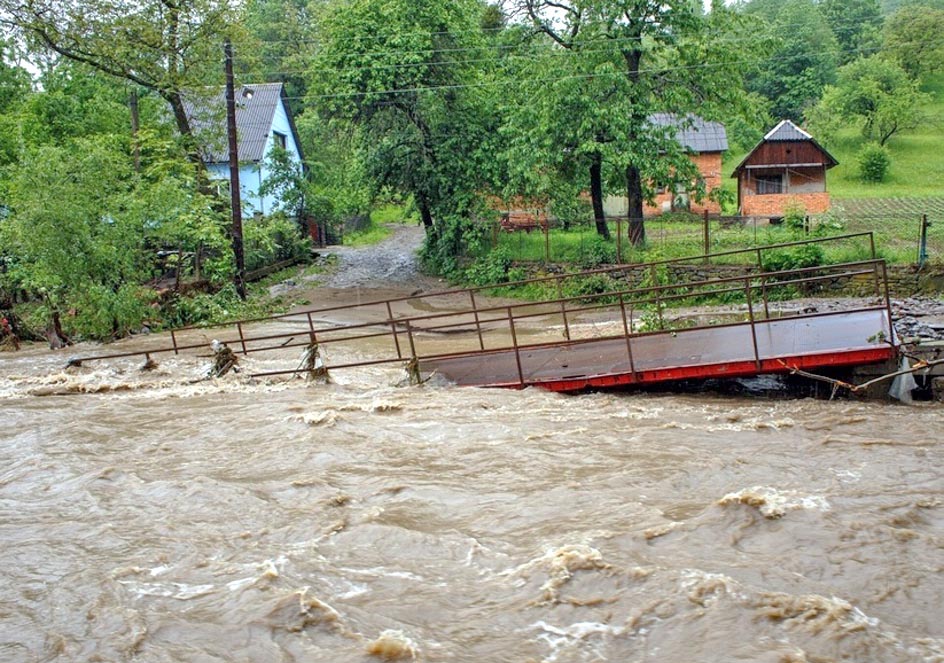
703;209;710;264
616;217;623;264
544;220;550;264
918;214;931;267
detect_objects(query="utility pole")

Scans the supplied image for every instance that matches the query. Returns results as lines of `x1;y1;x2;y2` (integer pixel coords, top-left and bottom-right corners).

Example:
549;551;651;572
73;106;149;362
129;88;140;173
224;39;247;299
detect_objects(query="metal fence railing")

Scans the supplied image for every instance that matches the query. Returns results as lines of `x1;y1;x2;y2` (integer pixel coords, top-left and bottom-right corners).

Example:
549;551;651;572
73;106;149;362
475;210;940;268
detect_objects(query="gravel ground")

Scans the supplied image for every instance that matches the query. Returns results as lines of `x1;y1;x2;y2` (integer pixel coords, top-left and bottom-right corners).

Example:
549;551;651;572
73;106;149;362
317;224;432;289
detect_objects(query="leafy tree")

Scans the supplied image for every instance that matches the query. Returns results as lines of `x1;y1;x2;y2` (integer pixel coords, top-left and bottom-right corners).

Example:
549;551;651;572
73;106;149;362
0;141;150;339
510;0;762;245
309;0;499;271
745;0;840;121
0;41;31;169
241;0;316;109
0;0;238;165
821;0;883;64
806;54;929;145
0;115;230;340
883;5;944;78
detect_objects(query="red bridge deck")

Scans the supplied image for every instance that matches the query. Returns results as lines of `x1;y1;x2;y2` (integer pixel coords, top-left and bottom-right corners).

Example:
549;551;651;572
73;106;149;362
420;308;896;392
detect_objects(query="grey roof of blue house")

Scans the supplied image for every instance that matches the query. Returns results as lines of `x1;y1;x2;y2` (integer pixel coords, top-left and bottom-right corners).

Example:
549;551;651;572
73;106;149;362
183;82;303;164
649;113;728;153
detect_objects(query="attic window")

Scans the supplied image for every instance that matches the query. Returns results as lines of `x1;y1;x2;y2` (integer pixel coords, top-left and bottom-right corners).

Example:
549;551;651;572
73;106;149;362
273;131;287;149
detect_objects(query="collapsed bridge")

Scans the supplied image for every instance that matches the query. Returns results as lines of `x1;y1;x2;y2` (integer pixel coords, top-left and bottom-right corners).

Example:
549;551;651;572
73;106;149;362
71;233;898;393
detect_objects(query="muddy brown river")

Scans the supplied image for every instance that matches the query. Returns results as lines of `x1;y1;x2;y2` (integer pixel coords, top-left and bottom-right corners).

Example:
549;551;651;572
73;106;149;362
1;235;942;662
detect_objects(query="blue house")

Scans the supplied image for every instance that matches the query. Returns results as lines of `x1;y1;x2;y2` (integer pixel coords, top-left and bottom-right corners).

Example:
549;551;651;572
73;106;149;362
185;82;305;218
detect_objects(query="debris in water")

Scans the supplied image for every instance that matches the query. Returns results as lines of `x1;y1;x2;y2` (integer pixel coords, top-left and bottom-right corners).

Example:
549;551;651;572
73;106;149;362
208;340;239;378
365;629;418;660
298;342;330;383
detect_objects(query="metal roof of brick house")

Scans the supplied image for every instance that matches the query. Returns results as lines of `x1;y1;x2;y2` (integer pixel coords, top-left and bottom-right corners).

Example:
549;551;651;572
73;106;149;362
183;82;303;164
763;119;814;142
649;113;728;153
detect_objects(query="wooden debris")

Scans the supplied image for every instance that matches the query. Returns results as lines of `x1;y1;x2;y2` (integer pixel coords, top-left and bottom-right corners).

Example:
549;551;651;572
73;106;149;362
209;340;239;378
298;343;330;383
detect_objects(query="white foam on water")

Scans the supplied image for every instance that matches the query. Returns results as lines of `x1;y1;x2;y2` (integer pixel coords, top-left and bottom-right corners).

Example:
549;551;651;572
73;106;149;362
119;580;215;600
718;486;831;519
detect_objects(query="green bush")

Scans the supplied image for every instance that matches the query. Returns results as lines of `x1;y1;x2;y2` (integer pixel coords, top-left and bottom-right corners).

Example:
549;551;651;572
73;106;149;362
857;143;891;183
562;273;620;304
762;243;826;272
464;247;514;286
783;202;807;231
243;214;311;272
574;236;617;269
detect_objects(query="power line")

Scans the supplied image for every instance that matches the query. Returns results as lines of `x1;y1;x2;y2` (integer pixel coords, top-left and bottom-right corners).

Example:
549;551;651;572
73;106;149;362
258;44;886;103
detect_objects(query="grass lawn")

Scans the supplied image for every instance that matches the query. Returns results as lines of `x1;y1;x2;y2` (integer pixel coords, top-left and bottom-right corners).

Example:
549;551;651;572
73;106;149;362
723;74;944;200
371;201;418;224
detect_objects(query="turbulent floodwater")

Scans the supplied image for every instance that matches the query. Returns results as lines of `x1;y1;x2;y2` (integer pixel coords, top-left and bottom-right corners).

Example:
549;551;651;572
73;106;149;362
1;324;942;663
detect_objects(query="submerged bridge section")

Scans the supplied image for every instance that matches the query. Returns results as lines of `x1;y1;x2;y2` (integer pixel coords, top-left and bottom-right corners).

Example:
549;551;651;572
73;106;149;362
71;233;898;392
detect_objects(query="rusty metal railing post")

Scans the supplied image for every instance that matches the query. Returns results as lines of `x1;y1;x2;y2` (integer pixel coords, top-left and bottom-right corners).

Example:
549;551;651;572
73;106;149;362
386;301;403;358
761;274;770;320
618;294;637;380
881;261;894;344
236;322;248;355
469;290;485;350
170;329;179;355
745;277;761;370
306;311;315;335
556;280;571;341
650;264;664;329
405;320;418;365
507;307;525;388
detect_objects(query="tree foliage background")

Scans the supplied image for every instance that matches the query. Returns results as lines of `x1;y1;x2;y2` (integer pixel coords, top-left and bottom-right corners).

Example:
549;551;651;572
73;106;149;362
0;0;938;341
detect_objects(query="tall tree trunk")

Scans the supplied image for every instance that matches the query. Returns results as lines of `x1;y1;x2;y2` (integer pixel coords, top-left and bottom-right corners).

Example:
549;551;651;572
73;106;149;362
417;194;434;231
626;165;646;247
165;91;207;174
589;154;611;239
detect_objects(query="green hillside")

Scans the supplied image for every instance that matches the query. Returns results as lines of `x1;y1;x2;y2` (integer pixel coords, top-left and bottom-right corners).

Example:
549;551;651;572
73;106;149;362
722;74;944;200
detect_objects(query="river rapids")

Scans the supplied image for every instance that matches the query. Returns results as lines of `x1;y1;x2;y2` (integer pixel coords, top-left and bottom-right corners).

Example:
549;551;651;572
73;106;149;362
1;228;942;662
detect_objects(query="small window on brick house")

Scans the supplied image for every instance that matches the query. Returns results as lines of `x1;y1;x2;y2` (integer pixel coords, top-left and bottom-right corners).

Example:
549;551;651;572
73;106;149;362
755;174;783;194
273;131;287;150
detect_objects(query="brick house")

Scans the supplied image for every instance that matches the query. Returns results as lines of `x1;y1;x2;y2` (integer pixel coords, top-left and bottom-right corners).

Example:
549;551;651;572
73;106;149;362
732;119;838;219
604;113;728;218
